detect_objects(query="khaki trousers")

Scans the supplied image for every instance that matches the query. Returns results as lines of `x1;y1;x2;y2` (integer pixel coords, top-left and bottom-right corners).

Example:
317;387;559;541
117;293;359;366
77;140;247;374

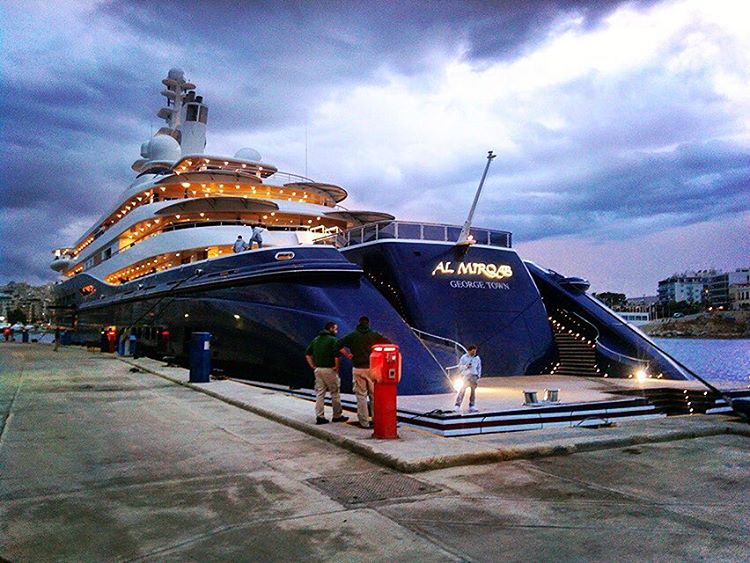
353;367;375;427
455;375;479;408
314;367;342;419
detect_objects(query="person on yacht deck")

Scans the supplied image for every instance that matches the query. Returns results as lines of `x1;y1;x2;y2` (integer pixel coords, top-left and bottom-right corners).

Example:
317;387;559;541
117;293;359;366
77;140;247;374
250;224;264;249
232;235;248;253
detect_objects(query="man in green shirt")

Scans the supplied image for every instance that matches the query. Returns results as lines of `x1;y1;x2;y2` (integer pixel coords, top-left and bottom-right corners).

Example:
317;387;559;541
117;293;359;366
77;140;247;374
305;322;349;425
338;316;390;428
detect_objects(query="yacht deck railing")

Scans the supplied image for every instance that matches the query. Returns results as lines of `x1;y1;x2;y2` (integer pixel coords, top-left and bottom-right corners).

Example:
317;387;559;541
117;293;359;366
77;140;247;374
314;220;512;249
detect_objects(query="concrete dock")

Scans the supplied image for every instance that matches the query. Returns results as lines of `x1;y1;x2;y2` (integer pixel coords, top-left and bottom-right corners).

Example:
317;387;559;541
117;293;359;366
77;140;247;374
2;344;749;561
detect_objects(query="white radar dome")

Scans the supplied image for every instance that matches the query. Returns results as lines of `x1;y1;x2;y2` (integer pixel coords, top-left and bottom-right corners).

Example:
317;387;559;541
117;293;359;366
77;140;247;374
234;147;262;162
140;134;181;162
168;68;185;81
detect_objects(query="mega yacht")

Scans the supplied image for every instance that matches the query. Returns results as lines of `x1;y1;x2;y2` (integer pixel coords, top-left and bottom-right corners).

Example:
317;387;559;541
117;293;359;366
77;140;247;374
52;68;694;394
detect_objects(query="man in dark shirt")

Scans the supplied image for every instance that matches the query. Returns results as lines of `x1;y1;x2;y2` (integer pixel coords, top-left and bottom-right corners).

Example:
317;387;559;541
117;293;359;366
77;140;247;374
338;316;389;428
305;322;348;425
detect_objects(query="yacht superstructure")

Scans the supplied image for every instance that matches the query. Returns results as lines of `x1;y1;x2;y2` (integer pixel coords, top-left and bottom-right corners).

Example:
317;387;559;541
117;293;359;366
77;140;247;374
52;69;390;287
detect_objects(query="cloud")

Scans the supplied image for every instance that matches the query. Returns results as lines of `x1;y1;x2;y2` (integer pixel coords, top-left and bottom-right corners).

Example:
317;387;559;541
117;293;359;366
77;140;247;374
518;212;750;296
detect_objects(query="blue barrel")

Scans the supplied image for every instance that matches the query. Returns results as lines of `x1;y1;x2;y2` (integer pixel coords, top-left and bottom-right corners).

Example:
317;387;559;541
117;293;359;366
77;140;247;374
100;332;108;352
60;331;70;346
118;333;126;356
189;332;212;383
21;331;29;343
128;334;137;357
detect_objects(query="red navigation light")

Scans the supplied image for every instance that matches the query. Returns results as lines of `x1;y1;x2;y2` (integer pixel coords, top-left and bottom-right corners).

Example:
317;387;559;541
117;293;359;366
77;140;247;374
161;330;170;338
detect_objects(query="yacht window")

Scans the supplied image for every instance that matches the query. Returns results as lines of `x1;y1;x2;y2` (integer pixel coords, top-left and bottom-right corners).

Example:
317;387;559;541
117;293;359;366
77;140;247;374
186;104;199;122
136;167;170;178
199;106;208;124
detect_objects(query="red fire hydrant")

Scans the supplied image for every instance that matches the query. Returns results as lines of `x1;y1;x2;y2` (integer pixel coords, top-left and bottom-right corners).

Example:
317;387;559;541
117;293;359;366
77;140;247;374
106;329;117;353
370;344;401;439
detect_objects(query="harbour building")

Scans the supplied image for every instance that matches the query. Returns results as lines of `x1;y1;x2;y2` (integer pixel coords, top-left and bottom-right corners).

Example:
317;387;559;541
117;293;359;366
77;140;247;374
657;271;715;304
707;268;750;309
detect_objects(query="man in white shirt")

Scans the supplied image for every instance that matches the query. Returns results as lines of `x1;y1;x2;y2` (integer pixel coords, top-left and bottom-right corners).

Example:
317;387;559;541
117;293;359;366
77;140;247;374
454;345;482;413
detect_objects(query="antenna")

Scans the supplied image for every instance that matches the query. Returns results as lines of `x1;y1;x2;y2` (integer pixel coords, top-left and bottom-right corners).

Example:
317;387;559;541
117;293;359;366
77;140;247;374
305;121;308;178
457;151;496;246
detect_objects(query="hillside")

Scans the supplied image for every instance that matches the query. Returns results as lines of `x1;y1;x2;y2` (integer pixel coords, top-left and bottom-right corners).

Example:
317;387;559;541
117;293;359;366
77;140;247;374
641;312;749;339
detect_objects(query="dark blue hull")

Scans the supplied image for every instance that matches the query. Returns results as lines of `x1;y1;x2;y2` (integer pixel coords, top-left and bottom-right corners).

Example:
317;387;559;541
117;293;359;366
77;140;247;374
55;247;450;394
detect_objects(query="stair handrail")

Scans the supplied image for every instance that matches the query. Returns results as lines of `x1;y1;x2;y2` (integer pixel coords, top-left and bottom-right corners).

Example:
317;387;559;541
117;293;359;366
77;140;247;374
408;326;469;357
408;325;468;381
564;310;648;367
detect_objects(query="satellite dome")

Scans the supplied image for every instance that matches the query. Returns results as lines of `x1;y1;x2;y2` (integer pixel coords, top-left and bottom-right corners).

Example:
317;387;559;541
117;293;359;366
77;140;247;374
141;134;181;162
234;147;262;162
168;68;185;81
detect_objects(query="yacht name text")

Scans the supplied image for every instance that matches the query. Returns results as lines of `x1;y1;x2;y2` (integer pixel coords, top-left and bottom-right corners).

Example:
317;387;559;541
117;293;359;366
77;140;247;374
431;261;513;281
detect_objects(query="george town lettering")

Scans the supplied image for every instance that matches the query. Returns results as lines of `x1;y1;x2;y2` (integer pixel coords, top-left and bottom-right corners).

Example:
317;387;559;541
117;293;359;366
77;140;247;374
431;261;513;281
449;280;510;290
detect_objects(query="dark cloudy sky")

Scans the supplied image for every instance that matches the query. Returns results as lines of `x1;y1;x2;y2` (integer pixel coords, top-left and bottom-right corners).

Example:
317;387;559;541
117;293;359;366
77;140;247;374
1;0;748;295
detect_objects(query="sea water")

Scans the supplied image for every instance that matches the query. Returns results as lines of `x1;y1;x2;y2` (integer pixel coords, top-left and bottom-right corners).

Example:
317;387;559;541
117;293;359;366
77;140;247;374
653;337;750;389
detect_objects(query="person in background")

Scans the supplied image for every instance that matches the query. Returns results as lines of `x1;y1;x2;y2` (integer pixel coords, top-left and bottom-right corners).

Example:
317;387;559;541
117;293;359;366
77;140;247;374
54;326;61;351
305;322;349;425
454;345;482;413
250;224;264;249
232;235;247;253
338;316;390;428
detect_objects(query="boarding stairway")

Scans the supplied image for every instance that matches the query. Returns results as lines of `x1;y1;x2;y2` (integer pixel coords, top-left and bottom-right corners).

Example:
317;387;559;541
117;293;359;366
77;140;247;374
547;309;750;418
615;386;750;416
549;310;601;377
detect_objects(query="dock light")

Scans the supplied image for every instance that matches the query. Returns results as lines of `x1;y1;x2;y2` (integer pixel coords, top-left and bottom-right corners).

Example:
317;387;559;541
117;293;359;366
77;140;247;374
635;369;648;381
452;378;465;392
233;314;240;320
184;313;190;318
181;182;190;188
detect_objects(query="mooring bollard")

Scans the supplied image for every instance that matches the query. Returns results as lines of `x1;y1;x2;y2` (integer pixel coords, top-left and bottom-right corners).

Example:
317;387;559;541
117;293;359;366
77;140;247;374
189;332;212;383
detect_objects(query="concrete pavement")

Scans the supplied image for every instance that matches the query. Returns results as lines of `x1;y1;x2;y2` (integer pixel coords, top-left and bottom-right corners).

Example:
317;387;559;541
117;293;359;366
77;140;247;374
122;353;750;473
1;344;748;561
